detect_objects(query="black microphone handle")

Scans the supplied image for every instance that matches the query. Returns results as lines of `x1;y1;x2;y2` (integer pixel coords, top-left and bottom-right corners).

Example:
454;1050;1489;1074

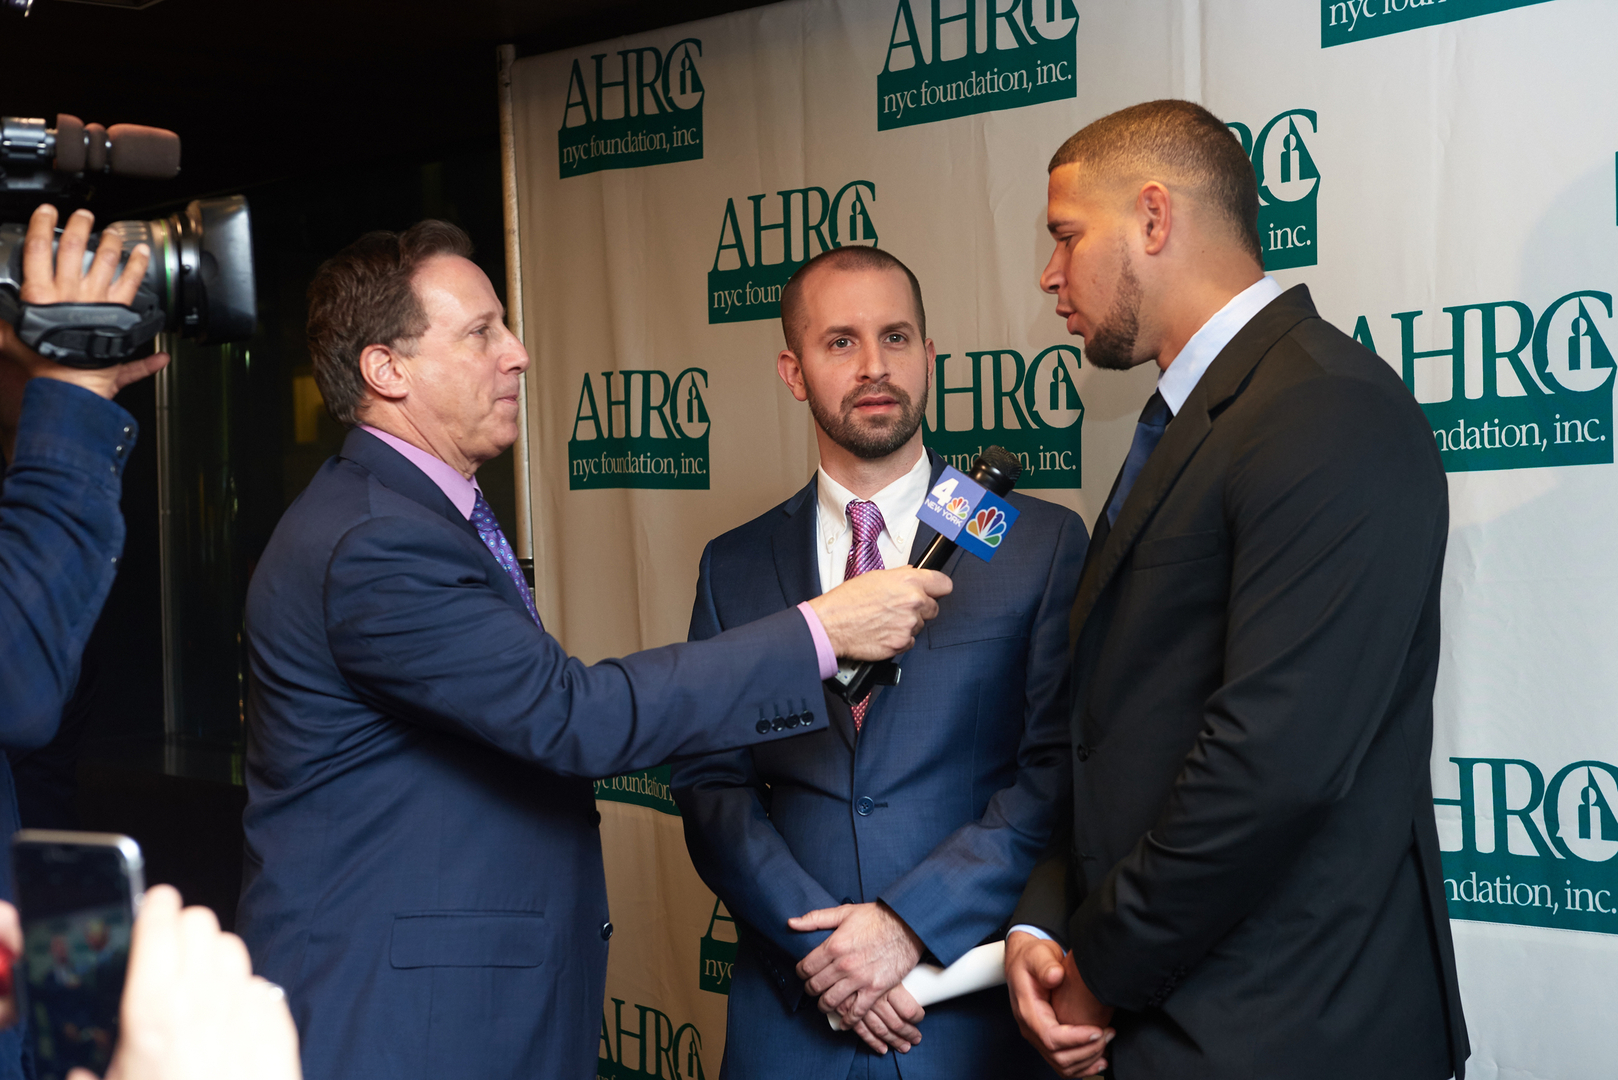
827;445;1022;708
834;533;958;705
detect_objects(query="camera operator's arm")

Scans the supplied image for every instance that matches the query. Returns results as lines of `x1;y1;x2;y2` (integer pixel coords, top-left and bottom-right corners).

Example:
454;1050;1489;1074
0;204;168;741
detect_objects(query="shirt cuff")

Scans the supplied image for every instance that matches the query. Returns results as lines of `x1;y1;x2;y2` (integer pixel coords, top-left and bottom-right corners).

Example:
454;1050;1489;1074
796;601;838;680
1008;924;1055;943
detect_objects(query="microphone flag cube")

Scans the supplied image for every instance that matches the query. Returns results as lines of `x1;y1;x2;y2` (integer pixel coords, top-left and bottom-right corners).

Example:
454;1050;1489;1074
917;465;1020;561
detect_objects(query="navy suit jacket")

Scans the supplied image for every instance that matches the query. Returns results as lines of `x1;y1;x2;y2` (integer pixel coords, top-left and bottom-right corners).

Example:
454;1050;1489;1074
238;428;828;1080
0;378;135;1080
671;451;1086;1080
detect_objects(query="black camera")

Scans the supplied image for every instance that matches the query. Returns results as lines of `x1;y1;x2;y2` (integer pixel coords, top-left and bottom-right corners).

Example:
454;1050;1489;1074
0;113;257;368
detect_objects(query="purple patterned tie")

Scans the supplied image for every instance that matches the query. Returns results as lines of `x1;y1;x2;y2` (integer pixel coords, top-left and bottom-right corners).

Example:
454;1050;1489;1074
843;499;886;730
470;490;541;627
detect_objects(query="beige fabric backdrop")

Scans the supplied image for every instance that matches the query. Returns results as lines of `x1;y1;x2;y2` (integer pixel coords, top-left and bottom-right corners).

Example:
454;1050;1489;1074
511;2;1618;1076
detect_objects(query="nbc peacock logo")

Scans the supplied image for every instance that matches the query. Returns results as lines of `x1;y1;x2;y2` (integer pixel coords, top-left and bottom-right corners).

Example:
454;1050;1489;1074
964;507;1007;547
944;496;971;521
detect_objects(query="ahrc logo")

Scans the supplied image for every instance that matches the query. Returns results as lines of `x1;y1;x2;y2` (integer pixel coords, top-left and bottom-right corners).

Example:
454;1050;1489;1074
877;0;1080;130
1228;109;1320;272
600;996;708;1079
1354;290;1615;473
925;344;1084;489
1436;756;1618;935
558;38;704;179
569;368;711;489
707;181;877;324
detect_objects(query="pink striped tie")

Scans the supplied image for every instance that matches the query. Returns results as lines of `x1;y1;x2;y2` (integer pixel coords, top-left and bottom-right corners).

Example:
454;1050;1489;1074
844;499;886;730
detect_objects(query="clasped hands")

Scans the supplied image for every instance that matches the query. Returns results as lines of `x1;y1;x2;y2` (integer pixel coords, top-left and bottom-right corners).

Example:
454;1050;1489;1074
1004;930;1115;1078
788;902;927;1055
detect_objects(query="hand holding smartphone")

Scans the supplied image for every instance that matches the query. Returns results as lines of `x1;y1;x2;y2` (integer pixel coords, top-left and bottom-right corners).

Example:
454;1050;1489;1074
8;832;301;1080
11;831;142;1080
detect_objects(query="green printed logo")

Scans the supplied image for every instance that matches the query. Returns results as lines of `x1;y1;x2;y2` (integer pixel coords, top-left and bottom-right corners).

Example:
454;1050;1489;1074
570;369;710;489
698;899;736;995
708;182;877;324
1323;0;1556;48
1436;756;1618;935
559;38;704;178
925;345;1084;489
878;0;1079;129
1355;290;1615;472
599;997;708;1079
1228;110;1320;272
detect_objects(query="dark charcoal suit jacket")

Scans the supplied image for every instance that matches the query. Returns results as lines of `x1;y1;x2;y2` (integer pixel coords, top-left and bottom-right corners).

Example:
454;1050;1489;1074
238;428;828;1080
1013;286;1470;1079
672;450;1086;1080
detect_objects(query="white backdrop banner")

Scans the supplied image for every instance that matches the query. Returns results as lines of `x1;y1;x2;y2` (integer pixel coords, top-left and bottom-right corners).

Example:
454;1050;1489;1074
510;2;1617;1077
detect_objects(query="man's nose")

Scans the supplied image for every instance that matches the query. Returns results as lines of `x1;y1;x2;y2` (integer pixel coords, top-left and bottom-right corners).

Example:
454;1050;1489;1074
1039;247;1063;294
501;325;530;373
853;340;889;380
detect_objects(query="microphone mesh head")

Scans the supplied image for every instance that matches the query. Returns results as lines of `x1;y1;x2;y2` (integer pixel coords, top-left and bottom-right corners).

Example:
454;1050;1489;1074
107;124;181;179
84;123;107;173
972;445;1022;495
53;114;85;172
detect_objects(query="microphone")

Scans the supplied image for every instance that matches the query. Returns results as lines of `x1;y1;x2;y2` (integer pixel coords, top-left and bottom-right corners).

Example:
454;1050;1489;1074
0;114;181;180
827;445;1023;707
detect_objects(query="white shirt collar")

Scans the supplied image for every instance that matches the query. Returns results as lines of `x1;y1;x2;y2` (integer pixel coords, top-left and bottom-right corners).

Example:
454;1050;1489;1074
815;447;931;571
1155;276;1285;416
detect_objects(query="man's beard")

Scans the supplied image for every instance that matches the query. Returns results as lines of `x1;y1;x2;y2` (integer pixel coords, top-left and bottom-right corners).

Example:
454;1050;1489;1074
807;378;928;460
1083;252;1143;371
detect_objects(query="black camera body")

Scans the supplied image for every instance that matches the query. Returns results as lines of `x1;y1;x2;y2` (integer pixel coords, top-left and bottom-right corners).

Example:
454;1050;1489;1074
0;114;257;367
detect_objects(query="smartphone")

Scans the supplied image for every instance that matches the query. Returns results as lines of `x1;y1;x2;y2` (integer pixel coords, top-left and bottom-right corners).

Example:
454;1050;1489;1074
11;831;143;1080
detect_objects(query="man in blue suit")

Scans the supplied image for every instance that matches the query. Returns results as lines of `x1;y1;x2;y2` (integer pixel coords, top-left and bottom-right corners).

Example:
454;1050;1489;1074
672;247;1088;1079
237;221;949;1080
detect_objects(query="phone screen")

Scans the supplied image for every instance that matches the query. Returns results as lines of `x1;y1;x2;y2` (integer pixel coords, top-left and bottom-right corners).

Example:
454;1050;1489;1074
12;835;141;1080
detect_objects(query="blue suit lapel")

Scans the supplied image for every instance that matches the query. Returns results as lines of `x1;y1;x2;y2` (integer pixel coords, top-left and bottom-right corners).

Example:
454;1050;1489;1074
339;428;536;621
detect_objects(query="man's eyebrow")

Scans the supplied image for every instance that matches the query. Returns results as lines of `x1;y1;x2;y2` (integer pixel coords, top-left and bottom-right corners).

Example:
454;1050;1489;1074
821;323;860;340
465;308;503;330
879;320;917;337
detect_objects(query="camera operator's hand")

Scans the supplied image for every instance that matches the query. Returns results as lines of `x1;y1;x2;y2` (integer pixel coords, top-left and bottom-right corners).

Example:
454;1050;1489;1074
0;204;169;403
66;885;301;1080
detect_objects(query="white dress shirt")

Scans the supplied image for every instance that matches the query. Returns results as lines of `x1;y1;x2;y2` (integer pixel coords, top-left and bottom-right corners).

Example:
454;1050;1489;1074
813;448;931;594
1155;275;1284;416
1010;275;1285;946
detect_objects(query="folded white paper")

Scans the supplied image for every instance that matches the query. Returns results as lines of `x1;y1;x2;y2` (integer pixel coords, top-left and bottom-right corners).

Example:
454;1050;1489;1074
827;940;1006;1031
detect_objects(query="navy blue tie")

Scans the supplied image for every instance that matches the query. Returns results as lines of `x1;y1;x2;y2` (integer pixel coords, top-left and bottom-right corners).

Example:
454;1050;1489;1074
1105;390;1172;528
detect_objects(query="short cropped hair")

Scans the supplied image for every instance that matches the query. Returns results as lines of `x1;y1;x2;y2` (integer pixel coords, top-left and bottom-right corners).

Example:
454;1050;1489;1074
779;246;926;356
1049;99;1262;264
306;220;475;426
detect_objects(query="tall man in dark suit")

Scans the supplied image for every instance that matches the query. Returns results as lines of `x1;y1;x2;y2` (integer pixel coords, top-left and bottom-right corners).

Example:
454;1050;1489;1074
237;222;950;1080
672;246;1088;1080
1004;100;1470;1079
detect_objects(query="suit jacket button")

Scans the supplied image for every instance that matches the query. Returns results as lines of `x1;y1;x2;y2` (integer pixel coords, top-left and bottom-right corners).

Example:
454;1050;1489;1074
756;719;772;734
856;797;874;816
784;712;800;727
601;921;614;941
1075;745;1090;762
801;709;814;724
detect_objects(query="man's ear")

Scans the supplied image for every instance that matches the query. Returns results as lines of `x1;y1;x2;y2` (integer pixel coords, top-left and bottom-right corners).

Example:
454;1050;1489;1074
1136;181;1172;257
778;348;809;403
358;343;409;404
